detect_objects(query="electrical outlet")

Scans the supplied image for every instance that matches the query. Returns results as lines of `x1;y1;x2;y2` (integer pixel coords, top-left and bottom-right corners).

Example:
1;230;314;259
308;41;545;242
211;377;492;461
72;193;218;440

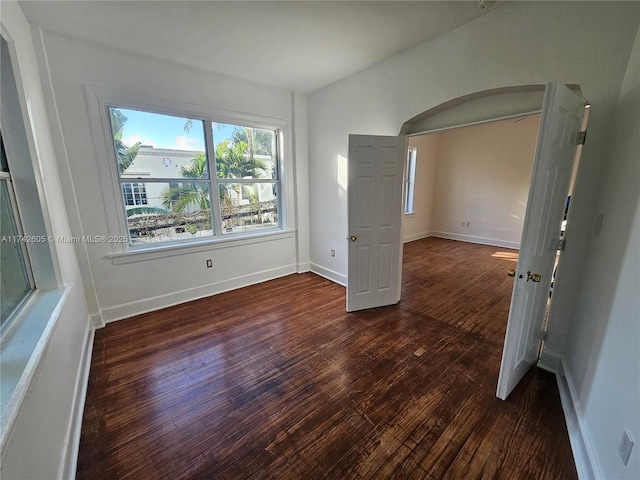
619;429;634;466
330;249;336;257
206;259;213;268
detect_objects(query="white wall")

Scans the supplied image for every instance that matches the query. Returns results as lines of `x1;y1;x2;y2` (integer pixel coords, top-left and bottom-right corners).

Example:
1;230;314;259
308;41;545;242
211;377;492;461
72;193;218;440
1;2;91;478
308;1;638;277
403;134;438;242
560;24;640;479
32;29;309;325
429;115;539;249
308;2;639;474
308;0;638;373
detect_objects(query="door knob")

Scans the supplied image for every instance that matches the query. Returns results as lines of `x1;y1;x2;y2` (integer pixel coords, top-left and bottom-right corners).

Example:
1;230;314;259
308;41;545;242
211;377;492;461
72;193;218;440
527;271;542;282
507;269;516;277
349;235;357;242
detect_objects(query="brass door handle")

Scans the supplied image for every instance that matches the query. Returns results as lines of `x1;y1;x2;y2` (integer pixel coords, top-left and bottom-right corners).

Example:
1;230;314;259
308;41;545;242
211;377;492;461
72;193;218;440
507;269;516;277
527;271;542;282
349;235;357;242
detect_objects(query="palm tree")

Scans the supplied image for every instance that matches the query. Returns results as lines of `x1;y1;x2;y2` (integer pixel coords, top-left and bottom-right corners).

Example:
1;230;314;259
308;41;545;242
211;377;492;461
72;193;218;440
161;141;267;227
215;140;266;179
215;140;267;210
110;108;141;173
161;152;210;212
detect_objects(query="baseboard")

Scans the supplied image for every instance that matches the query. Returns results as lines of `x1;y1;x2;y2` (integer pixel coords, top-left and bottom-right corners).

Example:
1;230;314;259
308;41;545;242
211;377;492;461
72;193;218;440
537;349;561;373
403;231;432;243
310;263;347;287
430;231;520;250
555;356;600;480
297;261;311;273
101;264;297;323
60;321;94;479
89;312;104;330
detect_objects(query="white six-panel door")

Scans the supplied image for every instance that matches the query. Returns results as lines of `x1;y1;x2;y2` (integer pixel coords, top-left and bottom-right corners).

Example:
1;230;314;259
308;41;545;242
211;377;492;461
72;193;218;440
347;135;405;312
497;83;586;400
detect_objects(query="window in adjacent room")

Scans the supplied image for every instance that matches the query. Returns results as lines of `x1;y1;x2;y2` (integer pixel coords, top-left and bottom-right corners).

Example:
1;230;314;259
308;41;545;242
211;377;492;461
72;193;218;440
404;146;417;214
107;107;282;246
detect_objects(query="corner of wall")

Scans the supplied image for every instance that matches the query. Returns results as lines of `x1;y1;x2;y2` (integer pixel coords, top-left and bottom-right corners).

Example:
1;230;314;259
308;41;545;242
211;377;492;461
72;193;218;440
555;355;600;480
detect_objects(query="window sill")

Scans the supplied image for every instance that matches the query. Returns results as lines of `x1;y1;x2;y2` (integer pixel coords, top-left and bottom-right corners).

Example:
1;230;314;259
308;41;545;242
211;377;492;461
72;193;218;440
404;213;416;218
1;286;69;449
109;229;295;265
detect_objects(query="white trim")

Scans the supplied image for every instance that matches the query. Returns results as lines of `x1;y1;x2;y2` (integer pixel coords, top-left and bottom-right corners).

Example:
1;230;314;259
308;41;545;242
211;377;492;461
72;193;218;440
89;313;104;330
403;231;432;243
109;230;295;265
310;263;347;287
555;355;600;480
406;109;542;138
297;262;311;274
430;231;520;250
0;286;70;453
101;264;297;323
537;348;561;373
83;84;291;253
60;323;94;480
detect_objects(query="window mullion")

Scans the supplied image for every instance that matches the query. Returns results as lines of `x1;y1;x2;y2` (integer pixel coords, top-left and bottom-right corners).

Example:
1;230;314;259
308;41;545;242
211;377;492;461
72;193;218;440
204;121;222;236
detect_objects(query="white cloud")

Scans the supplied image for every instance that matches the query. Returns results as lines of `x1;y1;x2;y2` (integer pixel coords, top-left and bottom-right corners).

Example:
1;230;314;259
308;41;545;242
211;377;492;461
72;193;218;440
122;134;155;148
172;135;203;151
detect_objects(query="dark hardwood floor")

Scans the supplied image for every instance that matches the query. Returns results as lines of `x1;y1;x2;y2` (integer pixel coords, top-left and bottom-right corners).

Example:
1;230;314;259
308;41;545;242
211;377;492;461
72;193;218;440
77;237;577;479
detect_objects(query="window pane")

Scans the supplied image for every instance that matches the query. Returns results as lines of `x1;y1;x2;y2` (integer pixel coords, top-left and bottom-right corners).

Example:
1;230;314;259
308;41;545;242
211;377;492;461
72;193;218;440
213;123;277;180
1;180;32;327
124;182;213;244
109;107;208;179
219;182;278;234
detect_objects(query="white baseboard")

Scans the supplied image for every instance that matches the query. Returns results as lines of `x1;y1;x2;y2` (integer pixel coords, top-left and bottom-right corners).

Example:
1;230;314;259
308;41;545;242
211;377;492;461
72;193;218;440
555;355;600;480
297;261;311;273
89;312;104;330
430;231;520;250
403;231;432;243
60;321;94;480
310;263;347;287
538;349;561;373
101;264;297;323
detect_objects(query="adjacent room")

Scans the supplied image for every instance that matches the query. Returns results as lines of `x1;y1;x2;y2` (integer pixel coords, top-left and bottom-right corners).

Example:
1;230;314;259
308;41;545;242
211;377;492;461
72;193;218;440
1;2;638;479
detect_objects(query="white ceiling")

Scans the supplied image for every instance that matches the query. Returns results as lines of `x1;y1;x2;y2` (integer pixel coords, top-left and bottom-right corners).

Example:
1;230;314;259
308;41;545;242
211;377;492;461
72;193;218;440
18;1;494;94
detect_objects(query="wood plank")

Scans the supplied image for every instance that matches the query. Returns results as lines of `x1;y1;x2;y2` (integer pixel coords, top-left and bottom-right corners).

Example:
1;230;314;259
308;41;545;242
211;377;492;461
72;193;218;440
76;238;576;480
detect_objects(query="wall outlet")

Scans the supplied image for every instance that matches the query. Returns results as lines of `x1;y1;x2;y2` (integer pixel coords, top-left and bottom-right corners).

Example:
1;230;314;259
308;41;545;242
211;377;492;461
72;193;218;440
330;249;336;257
206;259;213;268
461;222;471;227
619;429;634;466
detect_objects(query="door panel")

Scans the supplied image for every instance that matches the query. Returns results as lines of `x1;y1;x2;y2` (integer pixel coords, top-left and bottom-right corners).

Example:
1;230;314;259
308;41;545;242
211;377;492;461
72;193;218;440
347;135;405;312
497;83;585;400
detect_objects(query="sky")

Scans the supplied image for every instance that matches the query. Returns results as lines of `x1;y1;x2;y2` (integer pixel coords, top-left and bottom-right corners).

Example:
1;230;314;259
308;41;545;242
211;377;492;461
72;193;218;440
116;107;235;152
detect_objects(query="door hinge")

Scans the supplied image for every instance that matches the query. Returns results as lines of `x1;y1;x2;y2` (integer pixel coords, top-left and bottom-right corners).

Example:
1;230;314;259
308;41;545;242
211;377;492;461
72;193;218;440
575;130;587;145
556;238;566;251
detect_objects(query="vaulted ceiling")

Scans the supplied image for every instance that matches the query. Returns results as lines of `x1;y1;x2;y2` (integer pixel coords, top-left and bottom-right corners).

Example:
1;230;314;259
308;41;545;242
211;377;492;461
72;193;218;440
18;1;495;94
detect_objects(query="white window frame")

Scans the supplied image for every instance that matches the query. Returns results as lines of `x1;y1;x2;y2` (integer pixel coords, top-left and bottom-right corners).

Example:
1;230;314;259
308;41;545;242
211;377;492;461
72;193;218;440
0;168;36;335
85;87;290;256
404;146;417;215
121;182;148;207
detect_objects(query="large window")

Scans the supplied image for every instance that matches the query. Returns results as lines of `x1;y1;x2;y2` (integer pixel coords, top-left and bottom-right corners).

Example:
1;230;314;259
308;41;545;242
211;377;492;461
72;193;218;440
107;107;281;246
0;134;34;331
